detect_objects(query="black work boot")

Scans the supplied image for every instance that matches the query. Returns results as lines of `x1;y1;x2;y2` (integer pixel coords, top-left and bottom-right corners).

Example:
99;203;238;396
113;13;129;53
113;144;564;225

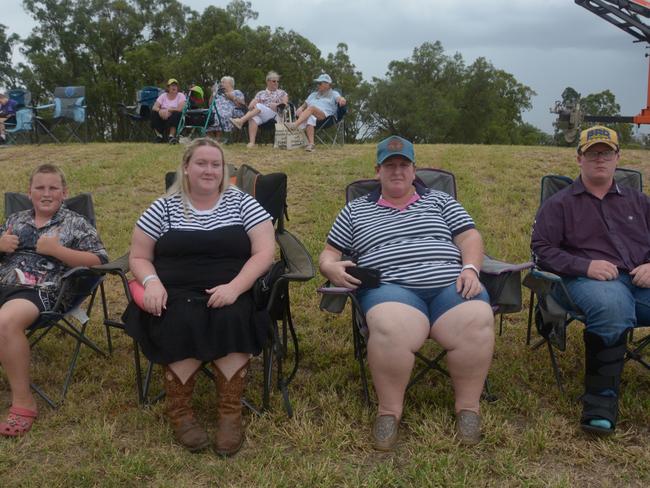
580;329;628;436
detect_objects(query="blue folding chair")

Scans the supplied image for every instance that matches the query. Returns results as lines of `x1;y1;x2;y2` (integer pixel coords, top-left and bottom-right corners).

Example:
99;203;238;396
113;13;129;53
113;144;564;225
118;86;163;141
34;86;87;143
4;89;35;145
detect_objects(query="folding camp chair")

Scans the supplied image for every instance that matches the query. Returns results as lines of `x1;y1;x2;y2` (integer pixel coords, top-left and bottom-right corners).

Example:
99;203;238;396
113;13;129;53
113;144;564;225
96;164;315;416
3;192;106;408
34;86;87;143
117;86;162;141
3;89;34;145
523;167;649;393
318;168;532;406
314;103;347;146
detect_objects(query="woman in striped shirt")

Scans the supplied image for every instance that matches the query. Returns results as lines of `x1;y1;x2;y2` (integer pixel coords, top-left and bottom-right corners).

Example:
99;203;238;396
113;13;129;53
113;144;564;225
123;138;275;455
319;136;494;450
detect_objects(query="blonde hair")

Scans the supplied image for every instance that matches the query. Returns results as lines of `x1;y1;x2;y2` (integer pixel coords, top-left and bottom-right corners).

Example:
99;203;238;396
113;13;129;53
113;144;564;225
29;163;67;188
266;71;280;81
167;138;229;213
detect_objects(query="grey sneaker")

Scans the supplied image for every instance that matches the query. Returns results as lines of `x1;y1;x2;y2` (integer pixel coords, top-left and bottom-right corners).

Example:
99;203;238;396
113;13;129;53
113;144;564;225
372;415;399;451
456;410;481;445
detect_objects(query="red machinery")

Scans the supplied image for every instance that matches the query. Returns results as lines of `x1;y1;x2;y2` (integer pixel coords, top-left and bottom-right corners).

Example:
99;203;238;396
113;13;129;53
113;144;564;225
554;1;650;139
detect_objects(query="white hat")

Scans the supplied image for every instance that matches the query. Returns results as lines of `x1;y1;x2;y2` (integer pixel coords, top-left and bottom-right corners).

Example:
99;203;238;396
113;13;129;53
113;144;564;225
313;73;332;84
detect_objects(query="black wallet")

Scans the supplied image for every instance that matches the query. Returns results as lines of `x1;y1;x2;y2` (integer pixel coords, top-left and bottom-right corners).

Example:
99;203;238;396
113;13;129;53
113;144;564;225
346;266;381;289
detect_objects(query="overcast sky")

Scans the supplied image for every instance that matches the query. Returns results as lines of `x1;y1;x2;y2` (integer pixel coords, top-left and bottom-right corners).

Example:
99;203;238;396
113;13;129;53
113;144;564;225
4;0;649;133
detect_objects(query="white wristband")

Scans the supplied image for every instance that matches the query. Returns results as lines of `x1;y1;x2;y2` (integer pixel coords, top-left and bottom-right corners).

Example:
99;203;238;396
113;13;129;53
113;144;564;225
142;274;159;287
461;264;480;276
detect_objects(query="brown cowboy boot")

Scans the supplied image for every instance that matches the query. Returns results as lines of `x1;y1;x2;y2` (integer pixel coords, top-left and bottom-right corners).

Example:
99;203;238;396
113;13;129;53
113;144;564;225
163;367;210;452
213;361;249;456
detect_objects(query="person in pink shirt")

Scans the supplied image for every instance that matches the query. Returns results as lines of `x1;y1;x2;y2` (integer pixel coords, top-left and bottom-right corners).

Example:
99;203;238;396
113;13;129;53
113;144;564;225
151;78;187;144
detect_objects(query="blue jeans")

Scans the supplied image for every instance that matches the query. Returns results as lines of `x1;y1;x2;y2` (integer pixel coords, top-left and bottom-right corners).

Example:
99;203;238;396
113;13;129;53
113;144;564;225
554;273;650;345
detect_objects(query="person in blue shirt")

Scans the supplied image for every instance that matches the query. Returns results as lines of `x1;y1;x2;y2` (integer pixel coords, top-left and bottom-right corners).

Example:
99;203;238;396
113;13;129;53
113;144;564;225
288;74;346;152
0;93;18;145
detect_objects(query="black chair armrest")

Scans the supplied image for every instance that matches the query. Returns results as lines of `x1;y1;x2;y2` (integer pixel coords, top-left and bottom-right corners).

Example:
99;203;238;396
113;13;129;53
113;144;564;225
480;256;533;315
276;230;314;282
91;253;130;277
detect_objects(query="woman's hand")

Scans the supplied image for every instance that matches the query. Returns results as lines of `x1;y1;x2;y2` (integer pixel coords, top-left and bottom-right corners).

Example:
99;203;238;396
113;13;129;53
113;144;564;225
159;108;170;120
456;268;482;299
206;283;240;308
143;280;167;316
320;260;361;289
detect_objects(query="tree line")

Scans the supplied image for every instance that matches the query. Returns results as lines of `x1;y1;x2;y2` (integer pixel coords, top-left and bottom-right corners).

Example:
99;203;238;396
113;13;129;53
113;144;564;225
0;0;633;145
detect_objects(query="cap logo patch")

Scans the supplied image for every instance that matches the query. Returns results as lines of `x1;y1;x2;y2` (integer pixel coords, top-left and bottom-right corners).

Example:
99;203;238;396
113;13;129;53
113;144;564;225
586;127;611;141
387;139;403;151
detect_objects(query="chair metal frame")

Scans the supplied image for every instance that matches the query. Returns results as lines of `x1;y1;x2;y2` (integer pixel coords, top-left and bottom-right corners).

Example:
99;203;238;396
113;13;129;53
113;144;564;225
314;103;347;146
523;167;650;394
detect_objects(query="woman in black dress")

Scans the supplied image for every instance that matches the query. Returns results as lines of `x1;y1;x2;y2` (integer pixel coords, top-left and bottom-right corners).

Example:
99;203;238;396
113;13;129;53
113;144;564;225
124;138;275;455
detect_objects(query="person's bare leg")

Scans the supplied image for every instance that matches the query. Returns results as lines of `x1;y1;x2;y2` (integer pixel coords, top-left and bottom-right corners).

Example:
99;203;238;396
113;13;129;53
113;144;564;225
213;352;250;380
168;358;202;384
294;106;326;127
429;301;494;414
234;108;261;126
305;125;315;145
247;119;259;146
366;303;429;418
0;300;41;411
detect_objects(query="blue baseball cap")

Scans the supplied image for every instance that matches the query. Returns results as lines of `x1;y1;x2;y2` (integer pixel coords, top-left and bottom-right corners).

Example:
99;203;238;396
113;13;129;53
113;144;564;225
376;135;415;165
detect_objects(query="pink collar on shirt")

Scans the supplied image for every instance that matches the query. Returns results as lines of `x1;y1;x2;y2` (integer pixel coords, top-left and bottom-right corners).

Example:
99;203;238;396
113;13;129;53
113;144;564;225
377;192;420;211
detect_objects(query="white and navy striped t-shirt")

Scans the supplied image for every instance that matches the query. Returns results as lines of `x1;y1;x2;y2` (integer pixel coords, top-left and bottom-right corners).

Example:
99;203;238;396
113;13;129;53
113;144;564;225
137;187;271;240
327;188;475;288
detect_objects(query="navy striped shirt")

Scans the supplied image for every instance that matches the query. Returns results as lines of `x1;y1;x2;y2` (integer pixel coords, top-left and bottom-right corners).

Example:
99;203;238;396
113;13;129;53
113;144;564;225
137;186;271;240
327;186;475;288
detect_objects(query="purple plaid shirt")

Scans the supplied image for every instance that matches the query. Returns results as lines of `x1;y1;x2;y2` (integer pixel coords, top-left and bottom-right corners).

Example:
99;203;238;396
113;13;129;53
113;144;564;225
531;176;650;276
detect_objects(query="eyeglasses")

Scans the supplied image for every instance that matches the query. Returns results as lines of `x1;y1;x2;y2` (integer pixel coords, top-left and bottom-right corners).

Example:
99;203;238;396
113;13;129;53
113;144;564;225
582;150;617;161
268;79;279;83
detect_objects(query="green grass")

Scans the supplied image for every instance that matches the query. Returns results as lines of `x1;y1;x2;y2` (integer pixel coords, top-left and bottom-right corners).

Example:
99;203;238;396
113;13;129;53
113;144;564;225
0;142;649;487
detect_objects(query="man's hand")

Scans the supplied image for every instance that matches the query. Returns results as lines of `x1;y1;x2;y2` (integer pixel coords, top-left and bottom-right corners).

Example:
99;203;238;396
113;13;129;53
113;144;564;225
630;263;650;288
0;224;19;253
36;230;63;257
456;268;482;299
586;260;619;281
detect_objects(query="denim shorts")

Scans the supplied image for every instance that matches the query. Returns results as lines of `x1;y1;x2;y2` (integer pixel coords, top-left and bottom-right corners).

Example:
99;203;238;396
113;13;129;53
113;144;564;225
356;282;490;326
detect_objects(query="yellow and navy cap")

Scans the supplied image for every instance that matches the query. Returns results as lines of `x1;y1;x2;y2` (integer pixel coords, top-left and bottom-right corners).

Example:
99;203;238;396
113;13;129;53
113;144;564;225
578;125;619;153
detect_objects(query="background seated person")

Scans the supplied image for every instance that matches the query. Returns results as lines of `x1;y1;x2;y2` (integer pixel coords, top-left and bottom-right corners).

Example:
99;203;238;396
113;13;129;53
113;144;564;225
0;92;18;145
532;125;650;436
0;164;108;437
207;76;246;142
151;78;186;144
230;71;288;148
288;73;346;152
319;136;494;451
123;138;275;455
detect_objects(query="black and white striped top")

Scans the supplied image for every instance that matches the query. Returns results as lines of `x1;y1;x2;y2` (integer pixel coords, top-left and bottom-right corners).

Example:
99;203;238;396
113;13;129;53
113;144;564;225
327;187;475;288
137;187;271;240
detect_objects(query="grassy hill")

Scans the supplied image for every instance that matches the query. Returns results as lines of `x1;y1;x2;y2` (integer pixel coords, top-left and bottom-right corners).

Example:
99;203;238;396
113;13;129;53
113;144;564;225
0;142;648;487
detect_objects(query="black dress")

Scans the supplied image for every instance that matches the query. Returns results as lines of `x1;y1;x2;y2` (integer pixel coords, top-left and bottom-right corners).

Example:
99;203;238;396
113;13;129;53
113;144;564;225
123;224;270;364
